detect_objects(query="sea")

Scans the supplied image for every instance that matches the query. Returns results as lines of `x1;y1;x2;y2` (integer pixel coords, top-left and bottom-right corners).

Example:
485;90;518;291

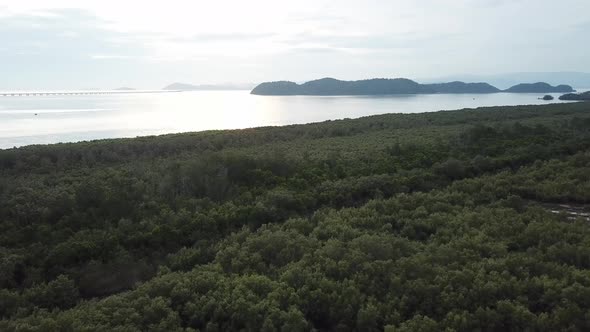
0;90;585;149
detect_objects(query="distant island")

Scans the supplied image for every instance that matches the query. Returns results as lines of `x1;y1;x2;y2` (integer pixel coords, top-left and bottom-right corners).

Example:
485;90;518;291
250;78;574;96
163;82;255;91
428;71;590;90
504;82;573;93
541;95;554;101
559;91;590;101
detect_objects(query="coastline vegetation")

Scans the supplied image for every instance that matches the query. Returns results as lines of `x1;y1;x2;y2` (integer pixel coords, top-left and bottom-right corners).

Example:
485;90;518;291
1;102;590;331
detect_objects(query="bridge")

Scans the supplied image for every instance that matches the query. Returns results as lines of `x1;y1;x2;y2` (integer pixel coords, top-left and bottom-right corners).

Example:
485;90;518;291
0;90;181;97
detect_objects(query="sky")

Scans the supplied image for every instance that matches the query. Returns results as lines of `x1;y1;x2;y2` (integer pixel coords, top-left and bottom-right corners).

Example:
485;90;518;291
0;0;589;89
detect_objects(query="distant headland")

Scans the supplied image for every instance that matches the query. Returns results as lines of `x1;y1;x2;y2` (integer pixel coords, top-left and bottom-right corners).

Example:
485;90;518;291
250;78;575;96
559;91;590;101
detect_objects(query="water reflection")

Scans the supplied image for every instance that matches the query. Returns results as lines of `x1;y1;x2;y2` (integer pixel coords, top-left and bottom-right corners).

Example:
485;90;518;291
0;90;579;149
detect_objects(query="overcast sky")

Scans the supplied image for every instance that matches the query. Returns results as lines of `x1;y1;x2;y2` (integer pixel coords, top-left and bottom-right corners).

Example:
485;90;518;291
1;0;589;89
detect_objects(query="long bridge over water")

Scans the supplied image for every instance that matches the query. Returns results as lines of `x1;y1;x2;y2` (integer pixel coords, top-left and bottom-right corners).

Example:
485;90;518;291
0;90;181;97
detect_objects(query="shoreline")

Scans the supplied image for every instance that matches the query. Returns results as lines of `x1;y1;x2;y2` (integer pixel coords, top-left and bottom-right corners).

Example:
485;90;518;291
1;102;587;151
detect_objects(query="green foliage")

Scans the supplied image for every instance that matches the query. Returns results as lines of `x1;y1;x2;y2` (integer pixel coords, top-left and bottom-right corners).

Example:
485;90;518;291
1;102;590;330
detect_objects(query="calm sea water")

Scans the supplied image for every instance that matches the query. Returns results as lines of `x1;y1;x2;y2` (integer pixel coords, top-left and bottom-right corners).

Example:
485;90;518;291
0;90;581;149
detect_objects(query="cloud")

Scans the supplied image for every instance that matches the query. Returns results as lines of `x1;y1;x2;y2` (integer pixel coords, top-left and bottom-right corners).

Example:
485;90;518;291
0;9;142;57
169;32;277;43
90;55;135;60
0;0;588;89
59;31;79;38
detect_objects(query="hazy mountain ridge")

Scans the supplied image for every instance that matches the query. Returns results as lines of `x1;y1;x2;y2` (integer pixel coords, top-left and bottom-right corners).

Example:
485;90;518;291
163;82;256;91
251;78;573;96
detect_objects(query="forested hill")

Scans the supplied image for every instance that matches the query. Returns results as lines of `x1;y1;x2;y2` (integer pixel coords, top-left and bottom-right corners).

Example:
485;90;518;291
504;82;575;93
1;102;590;331
423;81;500;94
250;77;573;95
559;91;590;101
251;78;499;95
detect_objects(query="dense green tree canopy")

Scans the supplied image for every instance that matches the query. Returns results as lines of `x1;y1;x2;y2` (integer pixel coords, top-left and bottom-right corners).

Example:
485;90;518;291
0;102;589;331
